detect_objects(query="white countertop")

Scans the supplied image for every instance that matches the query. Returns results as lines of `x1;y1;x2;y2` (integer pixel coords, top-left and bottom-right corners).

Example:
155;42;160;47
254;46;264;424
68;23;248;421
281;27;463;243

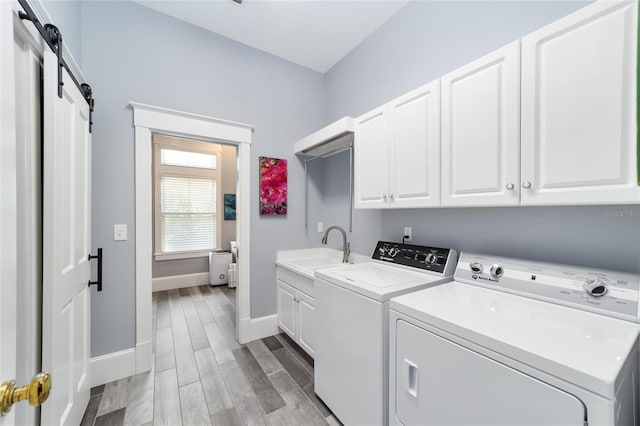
276;247;368;279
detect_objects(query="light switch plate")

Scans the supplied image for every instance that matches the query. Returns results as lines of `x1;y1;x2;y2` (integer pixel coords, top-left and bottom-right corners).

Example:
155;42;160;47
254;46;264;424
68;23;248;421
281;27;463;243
404;227;412;242
114;224;128;241
317;222;324;233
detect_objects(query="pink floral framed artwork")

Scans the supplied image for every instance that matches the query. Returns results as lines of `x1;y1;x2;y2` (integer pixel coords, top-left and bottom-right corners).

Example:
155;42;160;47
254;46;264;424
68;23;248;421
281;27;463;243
259;156;287;215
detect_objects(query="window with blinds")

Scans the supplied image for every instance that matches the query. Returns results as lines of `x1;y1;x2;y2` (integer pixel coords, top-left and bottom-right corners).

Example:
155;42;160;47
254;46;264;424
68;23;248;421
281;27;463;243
153;138;221;258
160;176;216;252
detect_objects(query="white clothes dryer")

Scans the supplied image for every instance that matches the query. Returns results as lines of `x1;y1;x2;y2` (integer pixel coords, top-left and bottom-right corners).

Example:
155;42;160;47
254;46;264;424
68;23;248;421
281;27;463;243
389;252;640;426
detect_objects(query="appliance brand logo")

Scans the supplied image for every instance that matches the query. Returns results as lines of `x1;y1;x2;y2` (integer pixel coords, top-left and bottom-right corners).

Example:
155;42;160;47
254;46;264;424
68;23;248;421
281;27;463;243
472;274;499;283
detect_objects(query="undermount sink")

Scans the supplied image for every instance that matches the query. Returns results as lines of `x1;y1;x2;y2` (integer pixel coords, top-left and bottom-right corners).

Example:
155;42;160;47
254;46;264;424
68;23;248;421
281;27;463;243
287;256;348;270
276;248;367;279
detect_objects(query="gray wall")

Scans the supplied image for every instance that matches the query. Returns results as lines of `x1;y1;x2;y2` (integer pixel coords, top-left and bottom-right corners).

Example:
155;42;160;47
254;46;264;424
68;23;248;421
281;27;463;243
40;0;82;64
81;1;323;356
151;144;237;279
37;0;640;359
304;150;381;256
321;0;640;274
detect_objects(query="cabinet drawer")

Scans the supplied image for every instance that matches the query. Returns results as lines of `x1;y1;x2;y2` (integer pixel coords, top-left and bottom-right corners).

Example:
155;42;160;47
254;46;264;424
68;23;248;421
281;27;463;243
277;266;314;297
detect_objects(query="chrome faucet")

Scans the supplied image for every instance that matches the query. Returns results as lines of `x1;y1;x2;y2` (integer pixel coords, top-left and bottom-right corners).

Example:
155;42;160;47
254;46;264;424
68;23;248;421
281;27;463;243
321;225;350;263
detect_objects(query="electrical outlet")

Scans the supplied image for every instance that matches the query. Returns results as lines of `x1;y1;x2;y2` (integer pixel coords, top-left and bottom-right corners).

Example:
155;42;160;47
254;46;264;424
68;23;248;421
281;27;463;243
114;224;128;241
317;222;324;233
404;227;412;242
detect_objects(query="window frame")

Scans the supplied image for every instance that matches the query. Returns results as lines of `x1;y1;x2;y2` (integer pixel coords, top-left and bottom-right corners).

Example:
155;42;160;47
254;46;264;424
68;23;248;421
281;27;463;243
152;136;222;261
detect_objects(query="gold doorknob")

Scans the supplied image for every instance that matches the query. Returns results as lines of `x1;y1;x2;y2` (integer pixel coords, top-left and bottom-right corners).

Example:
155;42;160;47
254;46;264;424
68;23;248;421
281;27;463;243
0;372;51;416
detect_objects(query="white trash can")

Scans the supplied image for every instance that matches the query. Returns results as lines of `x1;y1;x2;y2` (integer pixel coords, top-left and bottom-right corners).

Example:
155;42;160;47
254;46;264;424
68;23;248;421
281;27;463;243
209;251;233;286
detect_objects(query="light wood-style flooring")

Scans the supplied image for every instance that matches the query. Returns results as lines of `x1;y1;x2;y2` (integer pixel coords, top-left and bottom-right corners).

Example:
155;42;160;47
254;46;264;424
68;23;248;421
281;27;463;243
80;285;339;426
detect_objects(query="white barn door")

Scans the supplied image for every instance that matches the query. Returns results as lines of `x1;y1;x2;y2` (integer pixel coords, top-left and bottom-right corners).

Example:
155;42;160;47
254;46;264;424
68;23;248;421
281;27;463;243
41;47;92;425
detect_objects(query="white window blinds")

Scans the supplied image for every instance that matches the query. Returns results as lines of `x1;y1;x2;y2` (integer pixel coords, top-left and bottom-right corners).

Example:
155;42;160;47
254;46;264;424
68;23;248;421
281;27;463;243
160;176;217;252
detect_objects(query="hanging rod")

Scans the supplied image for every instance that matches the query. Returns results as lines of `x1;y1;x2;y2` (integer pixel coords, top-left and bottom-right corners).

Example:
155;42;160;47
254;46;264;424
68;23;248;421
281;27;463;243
17;0;95;132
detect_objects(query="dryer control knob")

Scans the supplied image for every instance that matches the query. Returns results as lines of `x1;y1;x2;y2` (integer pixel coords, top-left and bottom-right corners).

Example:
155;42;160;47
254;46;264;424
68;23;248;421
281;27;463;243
470;262;483;273
490;264;504;279
584;278;608;298
426;253;438;264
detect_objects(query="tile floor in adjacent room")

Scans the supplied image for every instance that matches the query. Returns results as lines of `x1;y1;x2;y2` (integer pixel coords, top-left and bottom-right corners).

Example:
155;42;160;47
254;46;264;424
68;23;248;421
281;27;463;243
81;285;340;426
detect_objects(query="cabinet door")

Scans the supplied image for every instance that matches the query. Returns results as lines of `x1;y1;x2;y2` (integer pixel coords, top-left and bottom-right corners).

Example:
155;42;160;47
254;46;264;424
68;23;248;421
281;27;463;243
277;280;296;339
521;1;639;205
296;291;315;358
389;80;441;208
354;105;390;208
441;41;520;207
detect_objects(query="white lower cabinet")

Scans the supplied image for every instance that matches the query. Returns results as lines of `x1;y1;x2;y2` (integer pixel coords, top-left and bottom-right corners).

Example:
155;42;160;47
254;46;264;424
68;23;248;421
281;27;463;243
277;280;297;338
296;291;315;356
276;268;315;358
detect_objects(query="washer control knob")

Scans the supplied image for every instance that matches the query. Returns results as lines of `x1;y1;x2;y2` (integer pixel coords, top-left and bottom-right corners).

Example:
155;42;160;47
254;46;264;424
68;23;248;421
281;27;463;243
584;278;608;298
426;253;438;264
490;264;504;279
470;262;483;273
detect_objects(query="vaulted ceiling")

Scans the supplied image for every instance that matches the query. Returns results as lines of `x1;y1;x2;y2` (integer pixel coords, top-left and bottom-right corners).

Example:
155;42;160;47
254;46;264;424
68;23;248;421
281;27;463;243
132;0;409;73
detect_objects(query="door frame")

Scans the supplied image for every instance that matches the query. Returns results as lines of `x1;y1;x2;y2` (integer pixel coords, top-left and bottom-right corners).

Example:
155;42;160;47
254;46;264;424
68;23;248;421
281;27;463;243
130;102;253;374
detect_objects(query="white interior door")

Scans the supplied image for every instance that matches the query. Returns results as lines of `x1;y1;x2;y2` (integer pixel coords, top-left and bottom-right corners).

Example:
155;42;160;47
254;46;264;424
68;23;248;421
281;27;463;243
41;48;92;425
441;41;520;207
1;3;44;425
14;10;43;426
0;2;19;425
520;0;639;205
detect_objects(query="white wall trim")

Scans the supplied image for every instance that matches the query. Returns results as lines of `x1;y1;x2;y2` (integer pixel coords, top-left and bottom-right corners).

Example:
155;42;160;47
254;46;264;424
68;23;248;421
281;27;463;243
131;102;253;375
243;314;279;342
152;272;210;292
89;348;136;387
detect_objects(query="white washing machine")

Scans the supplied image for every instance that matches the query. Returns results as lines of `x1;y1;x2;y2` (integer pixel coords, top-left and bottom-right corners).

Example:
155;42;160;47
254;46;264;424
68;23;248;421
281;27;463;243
389;252;640;426
314;241;457;426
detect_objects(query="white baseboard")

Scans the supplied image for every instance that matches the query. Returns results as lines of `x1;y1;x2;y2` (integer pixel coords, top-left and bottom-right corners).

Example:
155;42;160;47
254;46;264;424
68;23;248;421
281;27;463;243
90;348;136;387
135;340;153;374
152;272;209;292
239;314;278;343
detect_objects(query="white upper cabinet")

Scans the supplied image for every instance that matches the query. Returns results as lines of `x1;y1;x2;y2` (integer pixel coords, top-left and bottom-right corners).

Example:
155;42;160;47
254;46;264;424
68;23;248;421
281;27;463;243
390;81;441;208
354;105;389;208
355;80;441;209
521;0;640;205
441;41;521;207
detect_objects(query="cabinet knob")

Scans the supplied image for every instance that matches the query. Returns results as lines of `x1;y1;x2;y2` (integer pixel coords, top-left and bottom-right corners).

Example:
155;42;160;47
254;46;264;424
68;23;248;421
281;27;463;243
389;193;394;199
506;183;515;190
522;181;532;189
382;194;387;199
